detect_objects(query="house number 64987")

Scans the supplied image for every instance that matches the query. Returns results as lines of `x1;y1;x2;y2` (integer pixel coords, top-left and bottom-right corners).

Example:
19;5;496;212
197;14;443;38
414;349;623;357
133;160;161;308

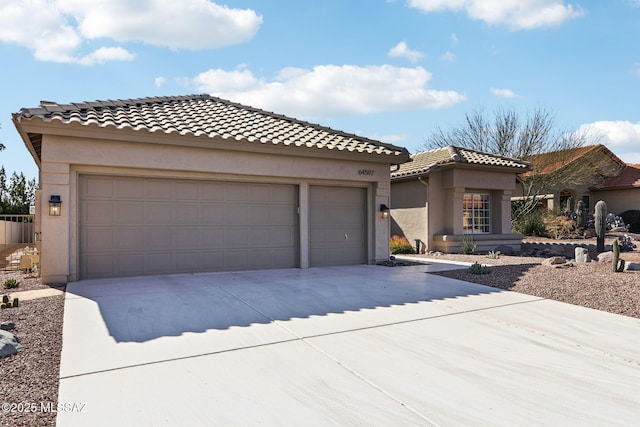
358;169;374;176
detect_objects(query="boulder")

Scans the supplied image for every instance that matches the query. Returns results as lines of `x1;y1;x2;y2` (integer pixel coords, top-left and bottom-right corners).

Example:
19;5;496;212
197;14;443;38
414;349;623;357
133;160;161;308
574;247;590;263
0;330;21;358
597;252;614;263
0;321;15;331
625;262;640;271
494;245;514;256
543;256;566;266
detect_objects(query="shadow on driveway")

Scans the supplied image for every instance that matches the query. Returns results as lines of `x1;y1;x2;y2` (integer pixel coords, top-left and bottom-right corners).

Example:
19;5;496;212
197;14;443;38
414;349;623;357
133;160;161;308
65;263;502;343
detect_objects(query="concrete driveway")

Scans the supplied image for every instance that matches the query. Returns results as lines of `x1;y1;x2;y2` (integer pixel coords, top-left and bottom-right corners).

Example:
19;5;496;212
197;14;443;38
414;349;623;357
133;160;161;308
57;263;640;426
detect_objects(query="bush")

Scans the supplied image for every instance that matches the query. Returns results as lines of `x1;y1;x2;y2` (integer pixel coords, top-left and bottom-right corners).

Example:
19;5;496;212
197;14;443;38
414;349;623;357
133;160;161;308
512;210;546;236
460;234;476;254
469;262;490;275
543;212;577;239
3;278;20;289
390;235;415;254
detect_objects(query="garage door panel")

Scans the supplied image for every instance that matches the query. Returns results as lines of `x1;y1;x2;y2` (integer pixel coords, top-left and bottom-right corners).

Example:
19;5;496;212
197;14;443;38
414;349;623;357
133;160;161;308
83;176;114;198
146;204;173;224
173;205;199;225
224;228;249;248
174;182;199;200
173;229;200;249
116;179;143;199
145;253;173;274
144;229;174;250
144;180;173;200
115;229;144;251
224;205;249;225
84;229;114;251
117;204;144;225
84;202;114;225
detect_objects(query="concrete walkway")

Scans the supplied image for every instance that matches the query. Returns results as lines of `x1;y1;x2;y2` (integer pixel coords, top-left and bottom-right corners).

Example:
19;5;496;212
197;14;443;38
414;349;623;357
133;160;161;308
57;263;640;426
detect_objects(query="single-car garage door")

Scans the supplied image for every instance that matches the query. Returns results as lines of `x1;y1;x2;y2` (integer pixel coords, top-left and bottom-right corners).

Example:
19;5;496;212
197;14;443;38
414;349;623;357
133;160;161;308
79;175;298;279
309;186;367;267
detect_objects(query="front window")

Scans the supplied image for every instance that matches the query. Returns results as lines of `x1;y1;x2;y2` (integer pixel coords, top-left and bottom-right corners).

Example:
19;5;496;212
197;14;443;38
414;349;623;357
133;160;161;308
463;193;490;233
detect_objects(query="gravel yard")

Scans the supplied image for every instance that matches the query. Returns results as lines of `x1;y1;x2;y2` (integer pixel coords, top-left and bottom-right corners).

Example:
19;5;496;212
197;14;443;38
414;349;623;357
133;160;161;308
1;234;639;426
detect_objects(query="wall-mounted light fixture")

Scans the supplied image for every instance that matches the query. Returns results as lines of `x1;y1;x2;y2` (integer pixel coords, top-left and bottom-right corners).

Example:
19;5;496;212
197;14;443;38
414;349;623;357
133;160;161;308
49;195;61;216
380;203;390;219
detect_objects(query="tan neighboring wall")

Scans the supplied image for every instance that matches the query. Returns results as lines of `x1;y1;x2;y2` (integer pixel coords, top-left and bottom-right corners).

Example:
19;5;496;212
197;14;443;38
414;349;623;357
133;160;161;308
592;188;640;216
38;134;394;283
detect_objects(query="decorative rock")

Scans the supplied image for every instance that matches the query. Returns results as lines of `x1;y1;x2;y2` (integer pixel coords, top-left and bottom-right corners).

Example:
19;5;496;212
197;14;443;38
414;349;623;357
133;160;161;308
553;261;574;269
0;321;15;331
597;252;614;263
494;245;514;256
543;256;566;266
625;262;640;271
575;247;590;263
0;330;21;357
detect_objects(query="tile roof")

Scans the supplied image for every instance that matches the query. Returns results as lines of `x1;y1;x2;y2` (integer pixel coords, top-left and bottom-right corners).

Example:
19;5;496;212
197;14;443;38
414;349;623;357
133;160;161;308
13;94;410;163
595;164;640;190
522;144;625;177
391;146;530;179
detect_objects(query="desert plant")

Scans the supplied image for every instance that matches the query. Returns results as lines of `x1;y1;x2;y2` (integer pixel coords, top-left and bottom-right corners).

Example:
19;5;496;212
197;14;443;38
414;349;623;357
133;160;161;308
469;262;490;274
575;200;586;231
389;235;415;254
594;200;607;253
486;250;501;259
0;295;18;309
612;239;626;273
543;213;577;240
3;278;20;289
460;234;476;254
512;209;546;236
617;235;637;252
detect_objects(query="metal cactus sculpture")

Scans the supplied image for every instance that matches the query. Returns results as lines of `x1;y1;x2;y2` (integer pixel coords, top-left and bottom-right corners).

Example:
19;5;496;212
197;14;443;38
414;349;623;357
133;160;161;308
594;200;607;253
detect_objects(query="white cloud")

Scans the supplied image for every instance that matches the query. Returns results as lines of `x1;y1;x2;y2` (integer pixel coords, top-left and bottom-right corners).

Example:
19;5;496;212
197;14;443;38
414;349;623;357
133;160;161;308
633;63;640;77
155;77;167;88
191;65;466;118
450;33;459;45
57;0;262;50
388;41;424;63
408;0;584;30
441;51;456;62
578;120;640;163
0;0;261;64
78;46;135;66
490;87;519;98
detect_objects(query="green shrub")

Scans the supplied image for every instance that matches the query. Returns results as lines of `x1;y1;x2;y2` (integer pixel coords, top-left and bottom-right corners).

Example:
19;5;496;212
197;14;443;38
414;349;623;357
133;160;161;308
513;210;546;236
390;235;415;254
469;262;490;275
3;278;20;289
460;234;476;255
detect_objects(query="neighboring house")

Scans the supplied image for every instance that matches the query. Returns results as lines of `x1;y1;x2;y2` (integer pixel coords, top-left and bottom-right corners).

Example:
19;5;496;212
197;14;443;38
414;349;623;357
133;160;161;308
390;146;530;253
518;144;626;212
13;94;410;283
591;164;640;216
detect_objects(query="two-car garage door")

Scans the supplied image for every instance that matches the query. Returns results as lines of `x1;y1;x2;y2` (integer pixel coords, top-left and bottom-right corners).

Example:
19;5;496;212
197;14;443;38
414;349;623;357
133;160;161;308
79;176;299;279
79;176;367;279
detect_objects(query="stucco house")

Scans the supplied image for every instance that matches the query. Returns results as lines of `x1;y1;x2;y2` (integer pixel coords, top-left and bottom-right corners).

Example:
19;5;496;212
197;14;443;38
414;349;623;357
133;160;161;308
390;146;531;253
13;94;410;283
591;163;640;229
518;144;627;212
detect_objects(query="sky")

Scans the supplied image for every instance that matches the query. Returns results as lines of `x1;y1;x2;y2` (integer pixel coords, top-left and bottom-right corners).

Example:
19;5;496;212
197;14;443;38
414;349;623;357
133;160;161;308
1;0;639;181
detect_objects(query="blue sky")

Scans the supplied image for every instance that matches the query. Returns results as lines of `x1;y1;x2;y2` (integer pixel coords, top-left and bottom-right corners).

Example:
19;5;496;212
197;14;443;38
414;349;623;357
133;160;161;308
1;0;639;180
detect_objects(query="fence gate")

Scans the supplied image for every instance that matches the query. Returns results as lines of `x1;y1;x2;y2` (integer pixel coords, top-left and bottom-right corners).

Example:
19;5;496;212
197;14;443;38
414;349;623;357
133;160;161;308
0;215;36;271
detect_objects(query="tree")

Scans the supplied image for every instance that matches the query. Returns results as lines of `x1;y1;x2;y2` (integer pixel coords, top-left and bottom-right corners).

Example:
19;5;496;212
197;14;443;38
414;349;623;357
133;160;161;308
0;123;36;214
424;107;603;227
0;168;36;214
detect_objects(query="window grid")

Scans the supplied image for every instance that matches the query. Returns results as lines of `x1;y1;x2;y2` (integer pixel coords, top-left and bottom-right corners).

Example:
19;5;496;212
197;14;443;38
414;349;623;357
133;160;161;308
463;193;490;233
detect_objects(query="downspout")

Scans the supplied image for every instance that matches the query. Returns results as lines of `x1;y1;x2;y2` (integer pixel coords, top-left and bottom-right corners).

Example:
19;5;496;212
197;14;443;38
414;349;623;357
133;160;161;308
417;176;428;253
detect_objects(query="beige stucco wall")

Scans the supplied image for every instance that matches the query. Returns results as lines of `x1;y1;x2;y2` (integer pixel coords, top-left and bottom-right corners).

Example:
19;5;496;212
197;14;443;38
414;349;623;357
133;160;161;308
593;188;640;215
391;166;523;253
38;134;396;283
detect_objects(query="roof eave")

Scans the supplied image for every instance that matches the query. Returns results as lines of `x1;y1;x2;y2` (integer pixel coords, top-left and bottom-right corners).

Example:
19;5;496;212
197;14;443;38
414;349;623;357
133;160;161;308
12;113;41;168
